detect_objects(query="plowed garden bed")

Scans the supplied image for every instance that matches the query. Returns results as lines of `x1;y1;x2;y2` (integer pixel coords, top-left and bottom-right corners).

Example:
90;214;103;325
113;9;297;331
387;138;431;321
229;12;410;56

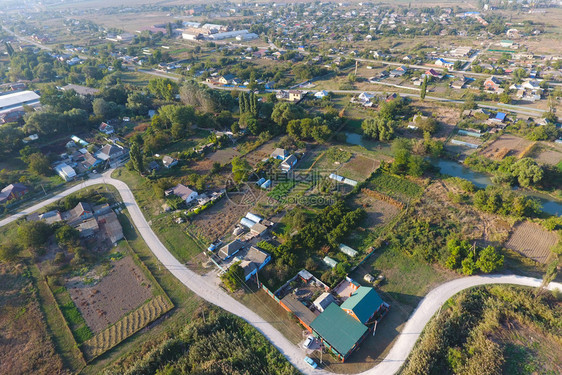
505;222;558;263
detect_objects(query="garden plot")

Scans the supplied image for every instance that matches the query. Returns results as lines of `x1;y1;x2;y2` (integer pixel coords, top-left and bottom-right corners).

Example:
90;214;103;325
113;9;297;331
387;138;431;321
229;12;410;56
535;143;562;166
188;186;268;241
505;222;558;264
66;256;153;334
481;134;533;160
338;154;380;181
244;141;279;167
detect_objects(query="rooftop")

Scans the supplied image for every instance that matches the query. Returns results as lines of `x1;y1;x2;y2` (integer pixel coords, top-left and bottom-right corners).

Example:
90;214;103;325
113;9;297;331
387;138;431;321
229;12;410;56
310;303;368;356
0;91;40;111
340;286;384;324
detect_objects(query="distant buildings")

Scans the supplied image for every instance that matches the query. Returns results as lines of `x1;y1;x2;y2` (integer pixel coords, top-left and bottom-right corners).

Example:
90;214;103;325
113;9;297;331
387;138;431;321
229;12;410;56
0;90;41;121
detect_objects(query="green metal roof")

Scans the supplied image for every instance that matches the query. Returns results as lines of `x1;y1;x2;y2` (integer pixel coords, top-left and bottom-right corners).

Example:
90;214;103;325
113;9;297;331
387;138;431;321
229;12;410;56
310;303;368;357
340;286;384;324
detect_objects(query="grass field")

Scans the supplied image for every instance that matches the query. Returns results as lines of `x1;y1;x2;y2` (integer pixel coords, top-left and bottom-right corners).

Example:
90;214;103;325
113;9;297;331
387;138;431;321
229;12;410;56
51;285;94;345
0;263;67;375
111;168;206;263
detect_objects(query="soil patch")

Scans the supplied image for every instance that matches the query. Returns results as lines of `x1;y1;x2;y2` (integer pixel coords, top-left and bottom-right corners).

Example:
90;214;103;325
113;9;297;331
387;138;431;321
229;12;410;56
66;256;153;334
504;222;558;264
481;134;533;160
339;155;380;181
352;192;401;227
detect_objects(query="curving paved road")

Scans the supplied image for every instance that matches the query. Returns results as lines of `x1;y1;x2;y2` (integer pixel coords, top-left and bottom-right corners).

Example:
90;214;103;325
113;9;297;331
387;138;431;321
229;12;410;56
1;170;561;375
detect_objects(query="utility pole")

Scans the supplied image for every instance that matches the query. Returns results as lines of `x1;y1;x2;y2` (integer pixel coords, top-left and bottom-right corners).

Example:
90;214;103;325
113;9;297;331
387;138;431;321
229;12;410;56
354;60;358;76
255;265;260;288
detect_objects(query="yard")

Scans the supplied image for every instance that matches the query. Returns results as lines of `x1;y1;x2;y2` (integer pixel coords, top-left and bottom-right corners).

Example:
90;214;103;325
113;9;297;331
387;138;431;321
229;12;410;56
187;189;259;243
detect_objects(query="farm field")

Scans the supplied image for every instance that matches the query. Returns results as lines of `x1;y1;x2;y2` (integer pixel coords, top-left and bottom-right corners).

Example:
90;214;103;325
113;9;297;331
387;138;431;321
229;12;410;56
480;134;533;160
0;264;66;375
504;221;559;264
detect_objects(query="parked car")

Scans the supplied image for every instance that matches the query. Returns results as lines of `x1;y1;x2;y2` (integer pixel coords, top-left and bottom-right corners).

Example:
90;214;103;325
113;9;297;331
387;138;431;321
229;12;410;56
303;336;314;349
304;356;318;369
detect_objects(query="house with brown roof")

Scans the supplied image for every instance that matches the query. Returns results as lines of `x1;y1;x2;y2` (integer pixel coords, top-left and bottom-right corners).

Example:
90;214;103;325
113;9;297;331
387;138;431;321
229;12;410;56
165;184;198;204
484;76;503;92
219;239;245;260
0;183;28;204
162;155;178;168
64;202;94;225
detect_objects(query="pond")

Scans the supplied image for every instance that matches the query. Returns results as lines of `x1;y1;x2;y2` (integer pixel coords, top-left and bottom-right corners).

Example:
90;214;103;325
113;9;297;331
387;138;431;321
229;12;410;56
346;132;364;146
435;159;562;216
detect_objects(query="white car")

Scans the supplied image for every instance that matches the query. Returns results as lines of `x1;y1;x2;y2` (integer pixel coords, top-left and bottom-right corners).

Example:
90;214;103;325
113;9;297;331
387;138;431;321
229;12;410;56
303;336;314;349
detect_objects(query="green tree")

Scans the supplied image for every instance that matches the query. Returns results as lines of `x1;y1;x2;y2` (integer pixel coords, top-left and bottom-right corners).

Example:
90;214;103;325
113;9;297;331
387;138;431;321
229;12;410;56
0;242;21;262
17;221;52;250
231;156;251;183
55;225;79;248
420;76;428;100
129;142;144;174
361;117;395;141
27;152;51;176
499;92;511;104
92;98;120;119
510;158;543;187
461;253;477;275
271;102;304;130
476;246;504;273
221;261;245;291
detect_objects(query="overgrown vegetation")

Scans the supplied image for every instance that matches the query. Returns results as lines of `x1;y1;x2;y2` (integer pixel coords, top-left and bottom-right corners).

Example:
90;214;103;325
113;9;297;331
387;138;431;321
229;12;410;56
103;307;297;375
401;285;562;375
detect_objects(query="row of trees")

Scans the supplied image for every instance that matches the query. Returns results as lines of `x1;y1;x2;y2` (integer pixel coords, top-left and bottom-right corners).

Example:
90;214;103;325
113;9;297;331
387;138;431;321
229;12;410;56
361;96;413;141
